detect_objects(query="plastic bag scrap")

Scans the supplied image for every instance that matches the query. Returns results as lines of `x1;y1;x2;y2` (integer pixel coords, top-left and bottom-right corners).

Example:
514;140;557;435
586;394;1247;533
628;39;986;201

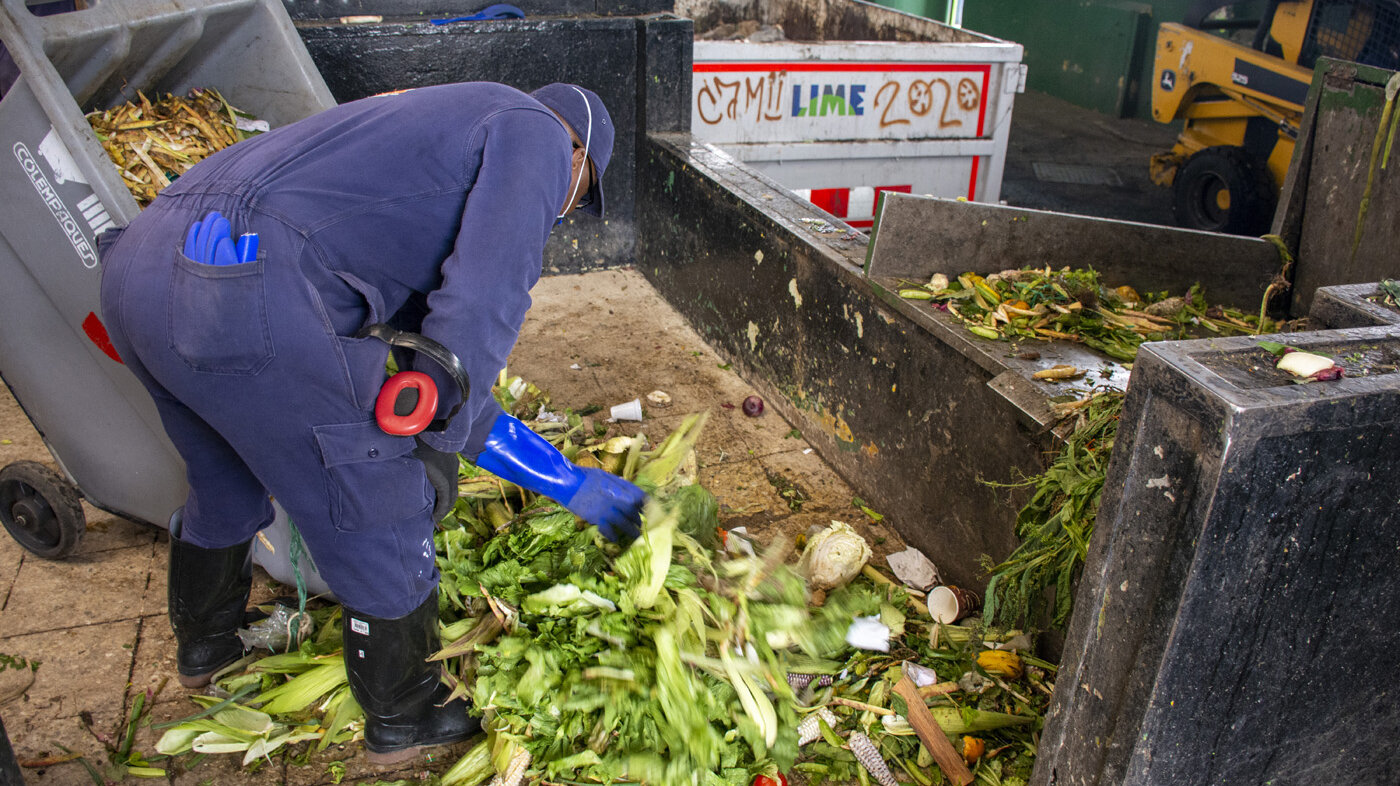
238;604;314;652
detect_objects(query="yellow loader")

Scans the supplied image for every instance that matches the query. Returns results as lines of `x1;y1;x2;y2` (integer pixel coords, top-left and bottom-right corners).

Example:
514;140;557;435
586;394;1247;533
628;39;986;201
1150;0;1400;234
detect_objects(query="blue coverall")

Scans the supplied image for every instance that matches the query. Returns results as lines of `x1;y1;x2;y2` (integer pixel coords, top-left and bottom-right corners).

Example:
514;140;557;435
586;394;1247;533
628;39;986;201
99;83;575;618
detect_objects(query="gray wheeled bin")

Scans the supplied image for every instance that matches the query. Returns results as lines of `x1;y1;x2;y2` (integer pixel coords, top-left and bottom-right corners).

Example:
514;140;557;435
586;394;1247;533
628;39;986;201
0;0;334;595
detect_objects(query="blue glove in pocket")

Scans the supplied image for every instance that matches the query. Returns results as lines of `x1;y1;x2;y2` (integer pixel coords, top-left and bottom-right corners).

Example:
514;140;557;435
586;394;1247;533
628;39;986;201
184;211;256;266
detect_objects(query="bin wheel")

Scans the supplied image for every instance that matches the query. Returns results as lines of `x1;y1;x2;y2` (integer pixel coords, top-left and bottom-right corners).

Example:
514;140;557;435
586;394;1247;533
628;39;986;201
1172;145;1276;235
0;461;85;559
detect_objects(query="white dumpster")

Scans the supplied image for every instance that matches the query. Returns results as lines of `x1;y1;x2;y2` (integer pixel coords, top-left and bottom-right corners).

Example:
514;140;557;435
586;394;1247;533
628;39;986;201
688;0;1025;228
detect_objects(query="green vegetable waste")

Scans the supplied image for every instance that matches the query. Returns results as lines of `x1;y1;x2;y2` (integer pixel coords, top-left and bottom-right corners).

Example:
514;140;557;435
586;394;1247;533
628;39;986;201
899;267;1280;360
981;392;1125;632
148;375;1053;786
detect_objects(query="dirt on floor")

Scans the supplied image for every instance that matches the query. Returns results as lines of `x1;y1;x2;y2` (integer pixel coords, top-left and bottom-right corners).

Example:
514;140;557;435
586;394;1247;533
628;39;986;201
0;267;906;785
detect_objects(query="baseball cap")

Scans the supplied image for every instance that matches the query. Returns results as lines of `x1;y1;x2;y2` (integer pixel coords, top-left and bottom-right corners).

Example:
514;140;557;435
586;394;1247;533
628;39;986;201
530;83;613;217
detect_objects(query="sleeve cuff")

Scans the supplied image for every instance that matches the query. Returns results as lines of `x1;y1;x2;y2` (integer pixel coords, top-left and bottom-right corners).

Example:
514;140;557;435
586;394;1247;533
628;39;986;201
419;405;505;460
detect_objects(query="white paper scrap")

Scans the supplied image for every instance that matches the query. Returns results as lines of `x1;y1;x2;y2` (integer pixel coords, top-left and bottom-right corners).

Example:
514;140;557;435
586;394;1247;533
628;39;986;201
886;546;942;591
845;615;890;652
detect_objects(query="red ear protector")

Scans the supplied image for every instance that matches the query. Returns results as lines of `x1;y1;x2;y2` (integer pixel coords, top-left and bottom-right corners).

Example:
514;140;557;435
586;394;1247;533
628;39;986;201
356;324;471;436
374;371;439;436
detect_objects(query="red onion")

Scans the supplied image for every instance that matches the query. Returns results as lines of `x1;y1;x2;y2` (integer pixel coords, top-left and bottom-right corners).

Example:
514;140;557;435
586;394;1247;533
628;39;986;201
742;395;764;417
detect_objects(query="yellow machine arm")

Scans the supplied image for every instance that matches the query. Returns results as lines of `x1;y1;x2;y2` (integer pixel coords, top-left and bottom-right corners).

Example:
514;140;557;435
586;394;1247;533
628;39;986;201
1150;22;1311;187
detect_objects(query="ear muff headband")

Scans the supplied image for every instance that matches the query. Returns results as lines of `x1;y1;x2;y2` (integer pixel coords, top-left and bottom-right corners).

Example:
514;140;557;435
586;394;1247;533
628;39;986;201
556;86;593;219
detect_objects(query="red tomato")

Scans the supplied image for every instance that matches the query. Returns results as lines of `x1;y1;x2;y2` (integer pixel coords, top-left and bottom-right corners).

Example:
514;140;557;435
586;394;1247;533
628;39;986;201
753;775;788;786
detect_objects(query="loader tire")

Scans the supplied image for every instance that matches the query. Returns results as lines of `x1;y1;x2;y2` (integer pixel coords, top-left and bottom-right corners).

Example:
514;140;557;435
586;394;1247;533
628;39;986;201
1172;146;1276;236
0;461;85;559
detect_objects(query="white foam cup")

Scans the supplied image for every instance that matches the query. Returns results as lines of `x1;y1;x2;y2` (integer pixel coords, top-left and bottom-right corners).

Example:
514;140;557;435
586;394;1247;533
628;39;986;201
610;398;643;421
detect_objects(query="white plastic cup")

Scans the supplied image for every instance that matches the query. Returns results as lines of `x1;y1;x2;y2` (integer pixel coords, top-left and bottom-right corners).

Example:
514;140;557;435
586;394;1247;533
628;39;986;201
928;585;981;624
610;398;643;421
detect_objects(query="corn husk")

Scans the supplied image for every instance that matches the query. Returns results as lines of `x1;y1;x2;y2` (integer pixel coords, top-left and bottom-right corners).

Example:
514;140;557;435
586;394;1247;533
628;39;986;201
87;88;264;206
879;707;1034;737
441;739;495;786
251;657;347;715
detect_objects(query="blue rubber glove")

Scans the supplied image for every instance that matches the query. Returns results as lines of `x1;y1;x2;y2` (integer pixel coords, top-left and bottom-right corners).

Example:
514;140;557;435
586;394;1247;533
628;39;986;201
183;211;255;265
430;4;524;23
474;415;645;541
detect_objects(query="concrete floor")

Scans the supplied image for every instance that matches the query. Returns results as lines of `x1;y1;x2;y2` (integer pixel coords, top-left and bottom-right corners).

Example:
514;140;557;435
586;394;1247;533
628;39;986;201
1000;90;1180;226
0;90;1173;784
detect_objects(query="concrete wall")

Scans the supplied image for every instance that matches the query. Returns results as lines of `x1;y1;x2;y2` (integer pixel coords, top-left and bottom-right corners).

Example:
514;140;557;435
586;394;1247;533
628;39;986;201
1274;58;1400;314
289;4;693;274
636;133;1053;589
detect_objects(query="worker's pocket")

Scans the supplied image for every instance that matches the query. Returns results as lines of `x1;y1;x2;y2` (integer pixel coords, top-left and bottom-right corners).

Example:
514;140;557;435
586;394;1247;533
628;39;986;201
336;334;393;412
169;249;273;374
96;226;125;260
312;418;432;532
331;269;386;329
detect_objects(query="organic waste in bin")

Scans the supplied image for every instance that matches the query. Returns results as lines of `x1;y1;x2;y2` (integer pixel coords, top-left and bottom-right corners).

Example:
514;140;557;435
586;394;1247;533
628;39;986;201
0;0;335;569
897;266;1287;360
86;88;266;206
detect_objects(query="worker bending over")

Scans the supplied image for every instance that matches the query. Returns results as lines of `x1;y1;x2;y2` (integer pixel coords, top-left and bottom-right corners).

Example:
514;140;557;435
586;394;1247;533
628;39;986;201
98;82;645;763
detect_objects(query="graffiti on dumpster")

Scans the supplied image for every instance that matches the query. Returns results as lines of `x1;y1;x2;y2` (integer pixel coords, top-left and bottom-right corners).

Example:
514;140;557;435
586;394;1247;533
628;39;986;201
695;71;791;125
693;62;990;144
872;77;980;129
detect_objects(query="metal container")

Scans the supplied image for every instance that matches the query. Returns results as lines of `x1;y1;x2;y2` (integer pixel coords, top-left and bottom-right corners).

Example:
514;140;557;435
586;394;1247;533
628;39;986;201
0;0;332;593
688;0;1024;227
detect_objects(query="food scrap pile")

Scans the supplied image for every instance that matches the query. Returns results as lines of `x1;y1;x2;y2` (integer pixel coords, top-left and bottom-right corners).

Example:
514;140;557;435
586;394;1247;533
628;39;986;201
1370;279;1400;310
86;88;265;206
898;267;1279;361
146;377;1051;786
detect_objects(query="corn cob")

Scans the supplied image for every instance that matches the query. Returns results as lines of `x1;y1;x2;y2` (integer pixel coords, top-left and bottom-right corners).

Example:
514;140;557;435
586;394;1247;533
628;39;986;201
786;672;834;692
797;708;841;746
487;747;532;786
787;672;815;692
847;730;900;786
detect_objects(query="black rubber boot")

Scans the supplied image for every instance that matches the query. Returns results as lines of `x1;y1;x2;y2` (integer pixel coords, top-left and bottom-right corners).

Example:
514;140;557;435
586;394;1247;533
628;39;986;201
343;589;480;765
167;511;253;689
